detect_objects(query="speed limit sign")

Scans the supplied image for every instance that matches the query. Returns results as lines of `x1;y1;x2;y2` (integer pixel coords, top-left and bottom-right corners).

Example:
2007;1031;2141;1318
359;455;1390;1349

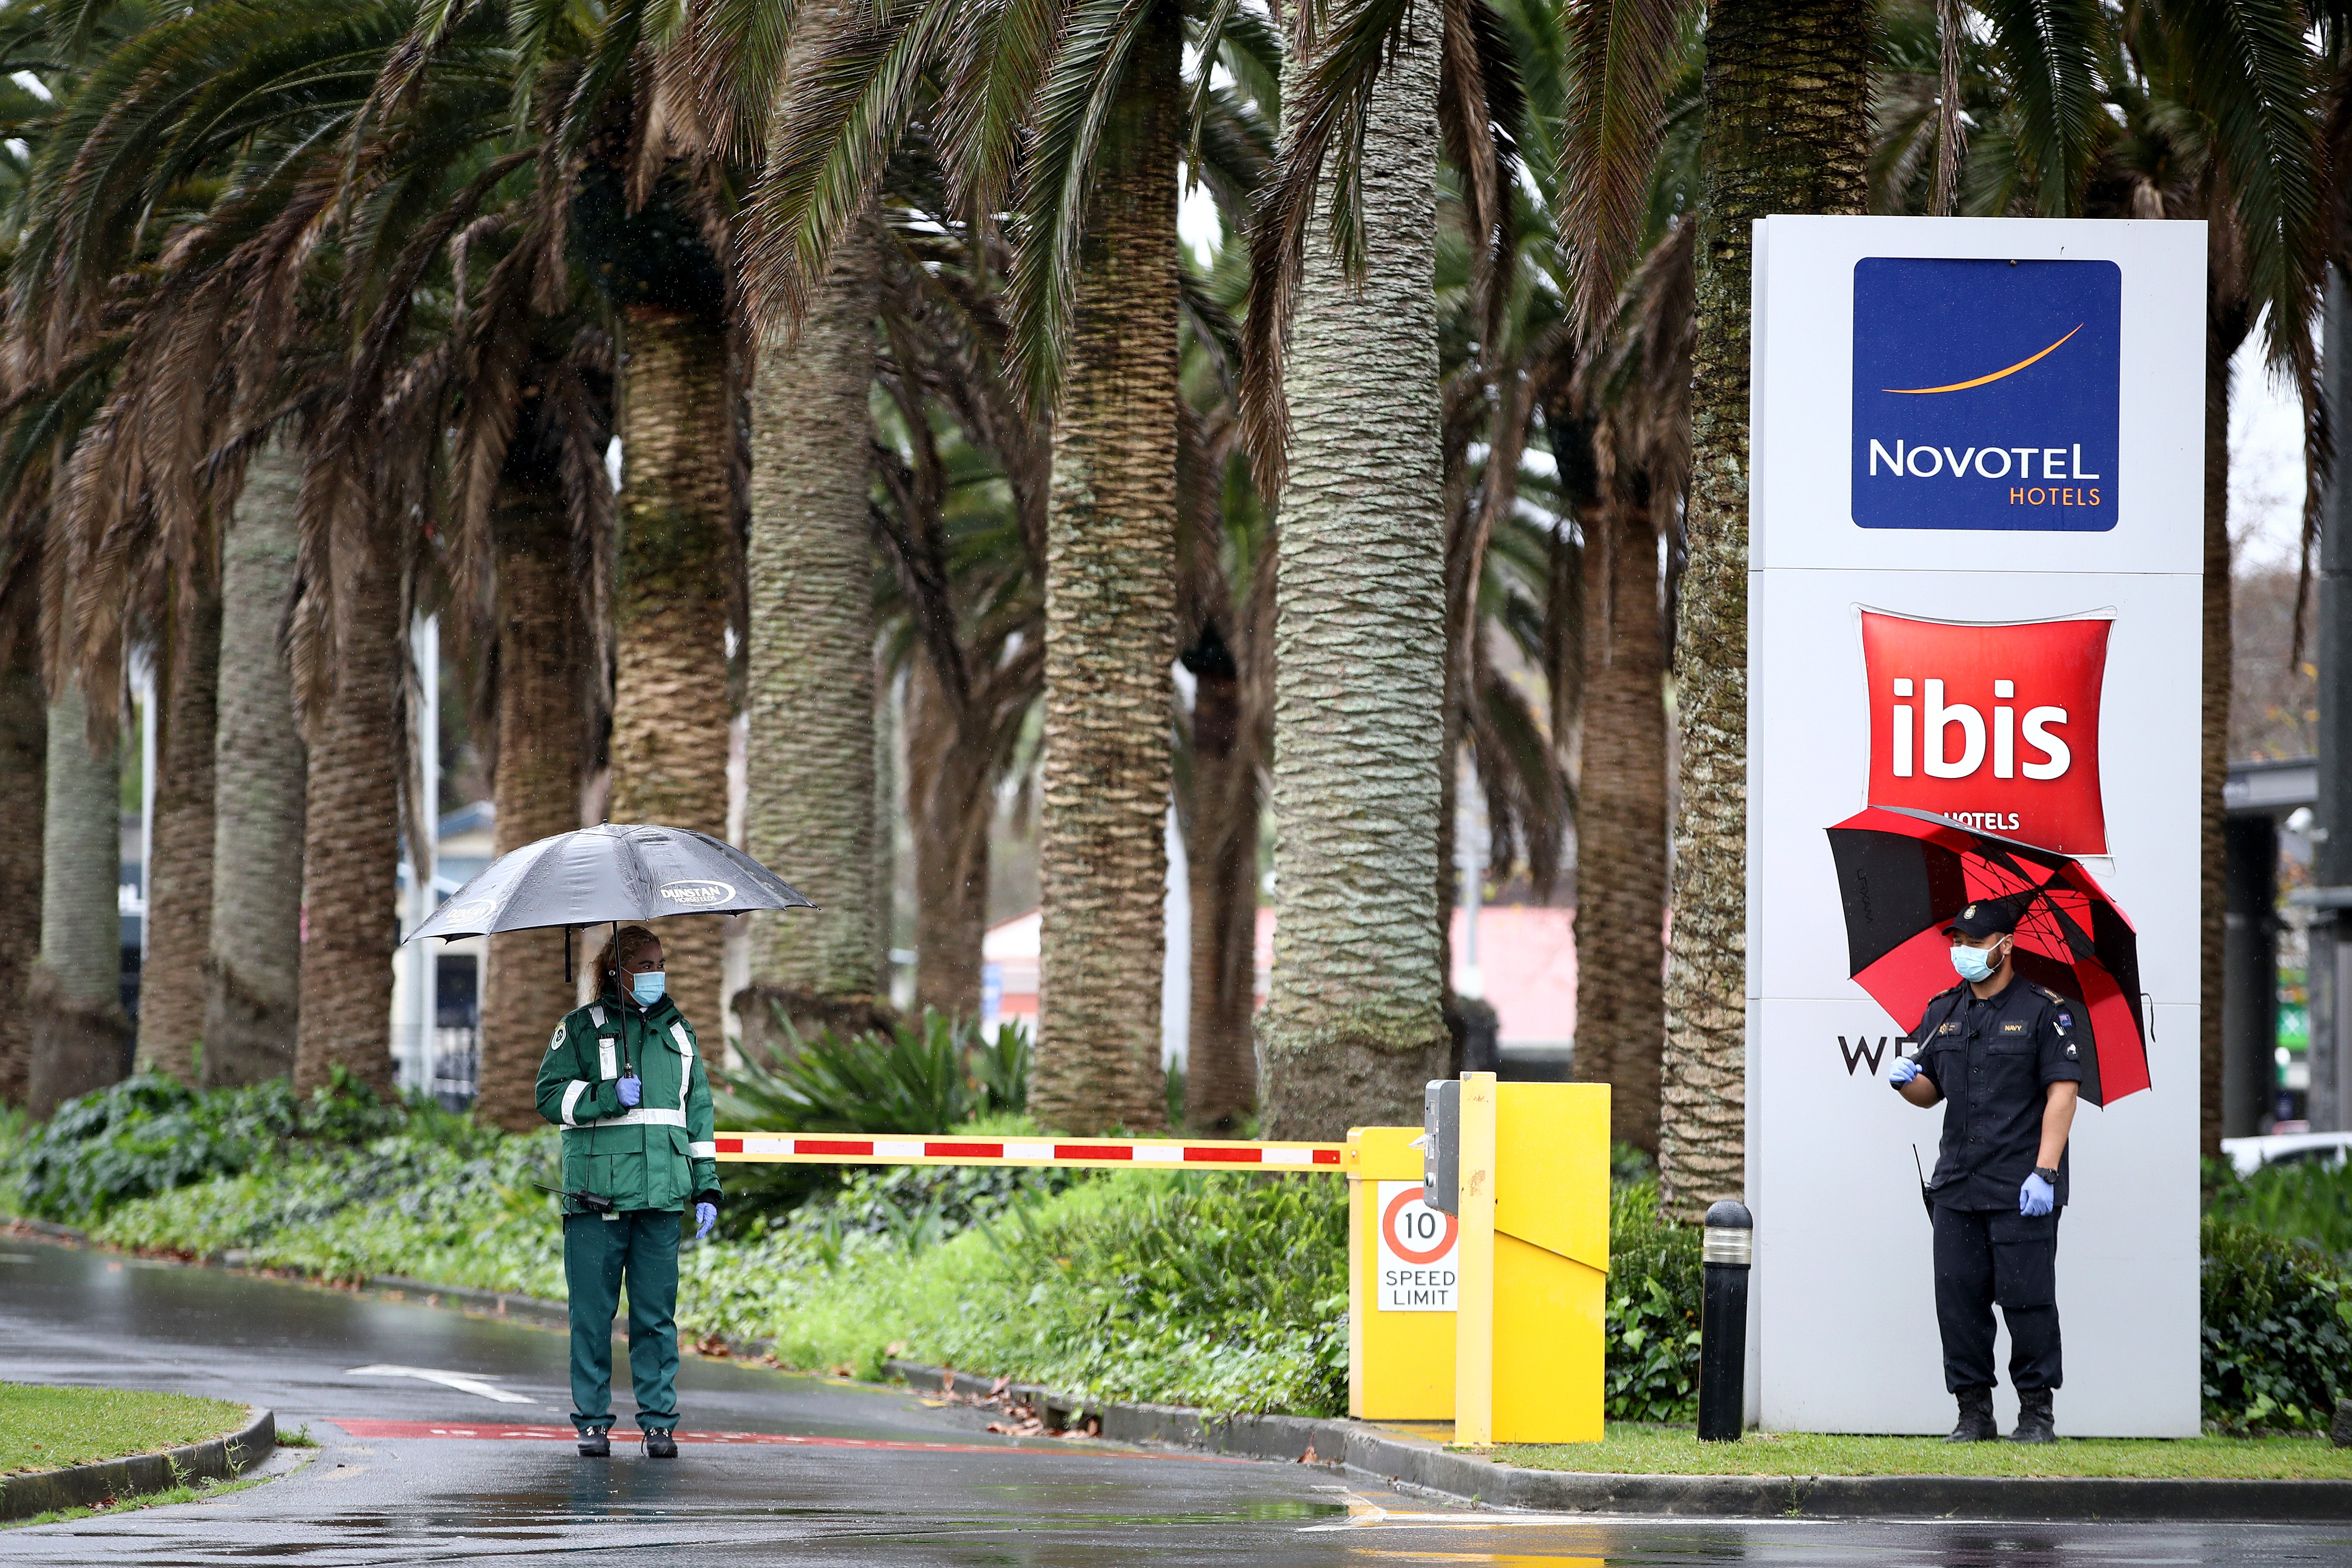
1375;1180;1458;1312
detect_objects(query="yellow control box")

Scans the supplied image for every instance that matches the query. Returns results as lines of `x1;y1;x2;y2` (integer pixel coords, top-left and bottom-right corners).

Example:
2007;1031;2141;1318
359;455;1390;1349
1345;1081;1609;1443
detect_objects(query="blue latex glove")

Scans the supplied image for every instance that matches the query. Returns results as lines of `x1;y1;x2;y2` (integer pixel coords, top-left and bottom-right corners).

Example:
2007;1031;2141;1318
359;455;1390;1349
2020;1171;2055;1216
1888;1056;1922;1088
616;1075;642;1109
693;1202;717;1241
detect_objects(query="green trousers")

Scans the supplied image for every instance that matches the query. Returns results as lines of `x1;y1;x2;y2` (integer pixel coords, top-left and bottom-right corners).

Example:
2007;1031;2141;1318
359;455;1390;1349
564;1208;681;1434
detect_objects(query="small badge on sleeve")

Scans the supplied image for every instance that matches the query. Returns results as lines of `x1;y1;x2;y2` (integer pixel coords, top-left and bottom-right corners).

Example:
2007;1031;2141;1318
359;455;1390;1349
2056;1011;2073;1030
548;1025;565;1055
2064;1042;2079;1060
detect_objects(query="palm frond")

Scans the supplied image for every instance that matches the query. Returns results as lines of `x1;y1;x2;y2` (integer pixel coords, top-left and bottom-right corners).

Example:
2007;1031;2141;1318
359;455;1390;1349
1972;0;2108;214
1001;0;1171;409
1557;0;1694;334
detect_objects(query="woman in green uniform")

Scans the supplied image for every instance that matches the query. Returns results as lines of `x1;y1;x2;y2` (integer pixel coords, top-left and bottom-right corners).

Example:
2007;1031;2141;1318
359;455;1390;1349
535;924;721;1458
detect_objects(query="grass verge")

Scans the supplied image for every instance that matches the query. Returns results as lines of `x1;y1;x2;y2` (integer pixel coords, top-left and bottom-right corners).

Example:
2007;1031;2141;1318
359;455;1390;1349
1494;1423;2352;1479
4;1473;268;1530
0;1382;252;1474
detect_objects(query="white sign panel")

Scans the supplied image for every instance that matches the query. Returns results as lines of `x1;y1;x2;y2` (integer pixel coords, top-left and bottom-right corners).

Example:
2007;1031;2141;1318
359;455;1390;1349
1748;217;2202;1436
1375;1180;1458;1312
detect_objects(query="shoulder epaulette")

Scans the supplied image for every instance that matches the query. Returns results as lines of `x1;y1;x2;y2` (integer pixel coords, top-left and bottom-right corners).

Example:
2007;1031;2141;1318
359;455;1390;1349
2032;984;2064;1002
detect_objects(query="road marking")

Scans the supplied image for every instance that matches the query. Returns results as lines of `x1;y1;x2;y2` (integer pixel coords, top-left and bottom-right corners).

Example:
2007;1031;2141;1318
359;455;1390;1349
345;1365;538;1404
331;1419;1254;1461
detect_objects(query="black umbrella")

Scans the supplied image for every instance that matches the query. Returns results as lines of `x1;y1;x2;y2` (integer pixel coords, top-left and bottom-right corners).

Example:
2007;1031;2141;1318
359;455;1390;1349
405;823;816;952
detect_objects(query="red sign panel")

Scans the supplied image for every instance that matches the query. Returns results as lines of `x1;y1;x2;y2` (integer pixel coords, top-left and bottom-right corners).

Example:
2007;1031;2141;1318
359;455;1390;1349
1859;611;2112;854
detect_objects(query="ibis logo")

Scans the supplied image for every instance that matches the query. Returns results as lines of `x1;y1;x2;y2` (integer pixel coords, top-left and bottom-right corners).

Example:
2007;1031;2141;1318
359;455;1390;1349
658;879;735;907
1851;257;2120;532
1859;609;2113;854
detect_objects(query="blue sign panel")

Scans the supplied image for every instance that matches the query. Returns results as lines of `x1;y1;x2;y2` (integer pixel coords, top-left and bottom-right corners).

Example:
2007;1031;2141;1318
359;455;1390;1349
1850;257;2120;532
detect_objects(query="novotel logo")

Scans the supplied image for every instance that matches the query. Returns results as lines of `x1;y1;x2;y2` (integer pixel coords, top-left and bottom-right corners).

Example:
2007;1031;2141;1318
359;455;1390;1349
1851;257;2120;533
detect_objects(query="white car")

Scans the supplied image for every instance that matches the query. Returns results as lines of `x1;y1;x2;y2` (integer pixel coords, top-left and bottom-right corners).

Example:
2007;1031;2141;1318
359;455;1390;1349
2217;1130;2352;1179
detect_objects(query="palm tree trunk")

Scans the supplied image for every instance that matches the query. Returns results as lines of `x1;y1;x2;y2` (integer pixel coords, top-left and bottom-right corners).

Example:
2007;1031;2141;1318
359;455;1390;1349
743;216;882;1032
2201;301;2244;1161
1657;0;1870;1219
1259;0;1451;1139
1573;494;1667;1153
1184;637;1258;1132
0;585;44;1107
292;508;403;1097
136;554;221;1081
204;444;306;1086
478;471;586;1131
609;307;735;1030
28;684;129;1116
908;656;990;1020
1027;6;1181;1134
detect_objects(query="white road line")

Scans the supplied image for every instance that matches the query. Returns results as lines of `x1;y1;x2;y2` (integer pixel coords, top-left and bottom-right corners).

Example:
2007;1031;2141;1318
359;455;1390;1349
345;1364;539;1405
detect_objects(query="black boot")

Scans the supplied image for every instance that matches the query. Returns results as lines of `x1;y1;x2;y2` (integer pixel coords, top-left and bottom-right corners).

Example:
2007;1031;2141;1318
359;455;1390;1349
644;1429;678;1458
578;1427;610;1458
2009;1388;2056;1443
1945;1386;1997;1442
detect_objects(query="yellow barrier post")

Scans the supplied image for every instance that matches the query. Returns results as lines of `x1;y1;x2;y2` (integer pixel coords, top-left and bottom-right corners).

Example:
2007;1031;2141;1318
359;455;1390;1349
1345;1128;1455;1420
1490;1081;1610;1443
1452;1072;1498;1446
1347;1079;1610;1445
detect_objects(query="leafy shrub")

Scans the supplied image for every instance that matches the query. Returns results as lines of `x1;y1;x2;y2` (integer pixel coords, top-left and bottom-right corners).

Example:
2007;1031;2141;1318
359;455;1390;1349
925;1172;1351;1415
719;1008;1029;1135
714;1011;1033;1221
2206;1157;2352;1263
11;1069;409;1222
2200;1217;2352;1432
1605;1179;1703;1422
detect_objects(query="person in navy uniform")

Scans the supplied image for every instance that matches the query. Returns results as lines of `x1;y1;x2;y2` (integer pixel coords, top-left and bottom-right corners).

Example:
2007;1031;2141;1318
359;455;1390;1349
1886;893;2081;1443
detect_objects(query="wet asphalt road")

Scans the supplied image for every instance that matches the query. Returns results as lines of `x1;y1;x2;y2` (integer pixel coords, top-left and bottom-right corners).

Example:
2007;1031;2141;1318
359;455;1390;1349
4;1236;2349;1565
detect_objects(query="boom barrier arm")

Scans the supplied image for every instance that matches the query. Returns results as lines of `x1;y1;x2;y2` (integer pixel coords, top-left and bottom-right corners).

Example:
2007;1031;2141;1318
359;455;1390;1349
712;1133;1348;1172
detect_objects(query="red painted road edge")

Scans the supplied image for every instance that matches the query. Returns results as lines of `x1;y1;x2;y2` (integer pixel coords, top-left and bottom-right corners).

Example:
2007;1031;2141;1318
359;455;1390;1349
329;1419;1253;1461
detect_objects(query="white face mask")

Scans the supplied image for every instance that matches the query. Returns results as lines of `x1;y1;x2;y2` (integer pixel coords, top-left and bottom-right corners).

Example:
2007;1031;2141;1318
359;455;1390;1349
1951;939;2004;983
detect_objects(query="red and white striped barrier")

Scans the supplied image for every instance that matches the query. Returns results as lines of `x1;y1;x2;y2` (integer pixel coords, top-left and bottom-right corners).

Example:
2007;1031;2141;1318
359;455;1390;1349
711;1133;1347;1171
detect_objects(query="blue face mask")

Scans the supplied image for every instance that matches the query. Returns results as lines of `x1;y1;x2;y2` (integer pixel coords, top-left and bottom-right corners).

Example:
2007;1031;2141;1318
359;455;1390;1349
1951;940;2003;984
630;971;667;1006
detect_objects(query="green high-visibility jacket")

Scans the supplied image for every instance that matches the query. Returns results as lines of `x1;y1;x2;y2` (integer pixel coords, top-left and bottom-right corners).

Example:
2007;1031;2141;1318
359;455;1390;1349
535;989;721;1216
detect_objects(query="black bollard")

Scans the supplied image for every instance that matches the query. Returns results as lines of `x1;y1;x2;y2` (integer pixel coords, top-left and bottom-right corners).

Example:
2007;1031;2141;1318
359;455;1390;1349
1697;1199;1752;1442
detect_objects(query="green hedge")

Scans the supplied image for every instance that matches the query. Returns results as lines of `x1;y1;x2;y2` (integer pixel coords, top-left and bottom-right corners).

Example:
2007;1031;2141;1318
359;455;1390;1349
1605;1179;1703;1422
2200;1217;2352;1433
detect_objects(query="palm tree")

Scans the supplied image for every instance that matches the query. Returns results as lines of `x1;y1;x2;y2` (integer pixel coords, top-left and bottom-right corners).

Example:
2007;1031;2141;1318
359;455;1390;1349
868;225;1047;1024
1868;0;2328;1162
466;308;614;1130
740;0;1293;1131
10;0;560;1096
0;579;40;1107
1562;220;1693;1157
571;122;741;1037
133;529;220;1080
1240;0;1452;1139
204;442;306;1086
1171;226;1277;1132
738;1;889;1041
27;683;126;1115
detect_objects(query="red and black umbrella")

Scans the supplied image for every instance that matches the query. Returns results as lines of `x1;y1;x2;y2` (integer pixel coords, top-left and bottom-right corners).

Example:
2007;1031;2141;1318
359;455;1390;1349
1824;805;2149;1106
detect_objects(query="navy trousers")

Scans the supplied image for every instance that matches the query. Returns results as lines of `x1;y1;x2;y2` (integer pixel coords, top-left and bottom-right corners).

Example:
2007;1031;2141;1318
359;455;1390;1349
1931;1202;2063;1394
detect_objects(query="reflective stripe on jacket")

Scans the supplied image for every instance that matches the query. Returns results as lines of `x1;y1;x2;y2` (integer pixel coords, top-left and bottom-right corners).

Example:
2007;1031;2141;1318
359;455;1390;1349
535;989;720;1214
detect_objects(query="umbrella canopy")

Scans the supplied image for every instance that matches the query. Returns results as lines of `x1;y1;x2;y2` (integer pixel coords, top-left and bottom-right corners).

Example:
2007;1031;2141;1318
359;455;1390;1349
406;824;815;943
1824;805;2148;1106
